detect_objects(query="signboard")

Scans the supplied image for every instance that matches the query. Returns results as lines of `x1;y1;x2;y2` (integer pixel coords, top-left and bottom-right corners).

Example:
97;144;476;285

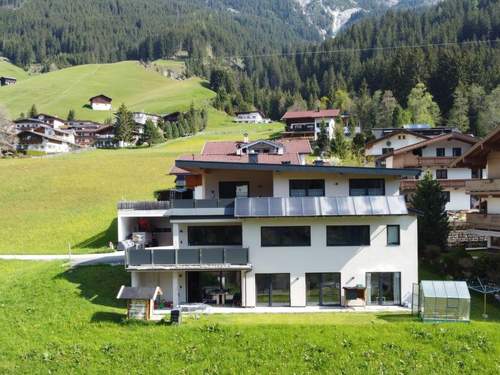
128;299;148;320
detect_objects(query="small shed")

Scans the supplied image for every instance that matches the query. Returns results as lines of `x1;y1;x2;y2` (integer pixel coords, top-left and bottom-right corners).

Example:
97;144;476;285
419;280;470;322
117;285;162;321
0;76;17;86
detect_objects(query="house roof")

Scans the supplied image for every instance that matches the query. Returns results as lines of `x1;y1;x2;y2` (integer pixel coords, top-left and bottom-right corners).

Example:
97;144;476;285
89;94;112;103
377;132;478;161
0;76;16;80
175;159;421;177
281;109;340;120
451;127;500;168
116;286;162;300
37;113;65;122
365;129;430;149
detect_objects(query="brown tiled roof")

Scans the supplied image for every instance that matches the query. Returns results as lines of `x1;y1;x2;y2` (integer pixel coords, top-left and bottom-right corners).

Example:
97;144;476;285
281;109;340;120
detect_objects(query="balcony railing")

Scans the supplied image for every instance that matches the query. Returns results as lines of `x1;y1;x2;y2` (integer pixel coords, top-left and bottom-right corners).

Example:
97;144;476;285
416;156;456;167
117;199;235;211
466;179;500;195
466;213;500;231
126;247;249;268
400;179;467;190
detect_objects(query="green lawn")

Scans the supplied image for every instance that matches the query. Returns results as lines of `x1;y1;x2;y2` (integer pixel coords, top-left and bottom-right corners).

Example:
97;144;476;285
0;260;498;374
0;111;282;254
0;59;30;81
0;60;214;121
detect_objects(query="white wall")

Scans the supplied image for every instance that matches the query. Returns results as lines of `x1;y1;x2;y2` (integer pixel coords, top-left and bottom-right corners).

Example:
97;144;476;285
366;133;426;156
242;215;418;307
444;189;470;211
421;140;472;157
272;171;400;197
91;103;112;111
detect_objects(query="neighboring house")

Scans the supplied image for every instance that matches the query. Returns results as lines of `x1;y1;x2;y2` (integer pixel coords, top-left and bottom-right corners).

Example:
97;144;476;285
162;111;182;123
452;127;500;250
14;118;52;131
68;121;107;147
371;124;459;139
17;131;78;154
281;109;340;140
132;112;161;125
89;95;112;111
234;111;271;124
93;125;116;148
116;138;420;310
36;114;66;129
0;76;16;86
378;133;479;211
365;130;430;158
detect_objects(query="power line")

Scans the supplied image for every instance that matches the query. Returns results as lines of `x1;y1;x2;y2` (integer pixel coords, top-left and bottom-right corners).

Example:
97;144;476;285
212;39;500;61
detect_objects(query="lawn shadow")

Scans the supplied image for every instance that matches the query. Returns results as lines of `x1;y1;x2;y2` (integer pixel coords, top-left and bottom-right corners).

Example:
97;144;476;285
91;311;125;324
75;218;117;249
56;264;129;309
376;313;418;323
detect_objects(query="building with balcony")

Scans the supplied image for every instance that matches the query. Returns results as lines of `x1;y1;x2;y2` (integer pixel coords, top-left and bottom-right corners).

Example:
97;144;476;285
281;109;340;140
452;127;500;250
117;137;420;310
377;132;478;211
365;129;429;158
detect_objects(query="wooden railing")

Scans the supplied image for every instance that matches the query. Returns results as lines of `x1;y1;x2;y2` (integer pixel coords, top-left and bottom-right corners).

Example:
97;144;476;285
466;213;500;231
465;179;500;194
417;156;456;167
400;179;467;190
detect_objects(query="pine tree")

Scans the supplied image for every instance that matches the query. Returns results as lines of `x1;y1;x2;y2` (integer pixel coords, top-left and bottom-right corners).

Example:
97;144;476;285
163;121;173;139
171;122;179;138
114;103;134;145
142;119;163;146
331;125;349;160
448;84;469;132
28;104;38;118
67;109;76;122
315;121;329;156
410;171;449;252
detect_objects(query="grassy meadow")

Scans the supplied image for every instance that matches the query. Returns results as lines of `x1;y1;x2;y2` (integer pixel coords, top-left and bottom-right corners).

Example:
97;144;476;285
0;59;30;81
0;260;498;374
0;110;282;254
0;60;213;122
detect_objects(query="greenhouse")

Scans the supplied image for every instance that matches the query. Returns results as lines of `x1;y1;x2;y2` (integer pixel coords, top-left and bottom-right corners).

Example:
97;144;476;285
418;280;471;322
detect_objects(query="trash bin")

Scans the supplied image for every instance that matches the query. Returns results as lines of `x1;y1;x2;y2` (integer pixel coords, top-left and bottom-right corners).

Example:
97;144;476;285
170;309;182;325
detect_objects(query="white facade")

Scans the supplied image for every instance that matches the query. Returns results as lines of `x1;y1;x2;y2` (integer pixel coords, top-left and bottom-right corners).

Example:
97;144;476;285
234;112;271;124
91;102;112;111
133;112;160;125
365;133;427;157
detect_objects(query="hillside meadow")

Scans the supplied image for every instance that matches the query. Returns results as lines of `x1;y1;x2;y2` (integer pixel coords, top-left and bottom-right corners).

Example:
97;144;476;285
0;260;498;374
0;60;214;122
0;110;282;254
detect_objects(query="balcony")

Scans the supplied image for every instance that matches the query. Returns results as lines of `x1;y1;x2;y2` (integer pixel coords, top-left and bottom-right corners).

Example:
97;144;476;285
126;247;250;270
465;179;500;195
400;179;467;191
466;213;500;231
417;156;456;167
118;199;234;211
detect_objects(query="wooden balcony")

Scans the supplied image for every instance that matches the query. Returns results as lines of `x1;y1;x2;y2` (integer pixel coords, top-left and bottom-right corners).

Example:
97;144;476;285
466;213;500;231
400;179;467;191
417;156;456;167
465;179;500;196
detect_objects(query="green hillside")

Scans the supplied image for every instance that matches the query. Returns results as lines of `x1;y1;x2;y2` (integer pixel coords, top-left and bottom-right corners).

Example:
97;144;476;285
0;59;29;81
0;109;282;254
0;60;214;121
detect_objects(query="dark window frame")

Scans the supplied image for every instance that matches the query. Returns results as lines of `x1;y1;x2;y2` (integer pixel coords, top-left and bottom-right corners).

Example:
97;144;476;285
289;179;325;197
452;147;462;157
436;148;446;157
442;191;451;203
387;225;400;246
256;273;290;307
187;226;242;246
218;181;249;199
349;179;385;196
261;226;311;247
326;225;371;246
436;169;448;179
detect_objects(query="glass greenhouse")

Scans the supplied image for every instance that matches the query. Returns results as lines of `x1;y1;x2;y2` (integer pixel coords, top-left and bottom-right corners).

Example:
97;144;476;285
418;280;470;322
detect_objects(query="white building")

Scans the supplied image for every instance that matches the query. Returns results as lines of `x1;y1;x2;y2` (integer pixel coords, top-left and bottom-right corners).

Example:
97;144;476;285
117;138;419;310
281;109;340;140
365;130;429;158
16;130;78;154
234;111;271;124
132;112;161;125
453;128;500;250
89;95;112;111
36;114;66;129
379;133;478;211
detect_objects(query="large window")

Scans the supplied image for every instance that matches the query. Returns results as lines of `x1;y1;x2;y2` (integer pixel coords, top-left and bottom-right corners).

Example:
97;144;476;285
327;226;370;246
436;148;445;157
219;181;249;199
349;179;385;196
256;274;290;306
289;179;325;197
306;273;341;306
366;272;401;305
188;226;242;246
387;225;400;245
261;226;311;247
436;169;448;179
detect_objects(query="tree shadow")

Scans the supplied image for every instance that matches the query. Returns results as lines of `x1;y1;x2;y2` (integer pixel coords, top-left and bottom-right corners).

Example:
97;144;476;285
56;264;129;309
91;311;125;323
75;218;117;249
376;313;418;323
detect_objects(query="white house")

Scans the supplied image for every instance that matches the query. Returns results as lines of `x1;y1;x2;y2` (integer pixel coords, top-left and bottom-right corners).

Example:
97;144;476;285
281;109;340;140
132;112;161;125
36;114;66;129
89;95;112;111
365;130;429;158
116;138;419;311
234;111;271;124
453;127;500;250
16;131;78;154
378;133;478;211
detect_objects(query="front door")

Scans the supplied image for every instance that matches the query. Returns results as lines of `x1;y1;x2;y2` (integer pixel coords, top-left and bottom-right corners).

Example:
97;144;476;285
367;272;401;305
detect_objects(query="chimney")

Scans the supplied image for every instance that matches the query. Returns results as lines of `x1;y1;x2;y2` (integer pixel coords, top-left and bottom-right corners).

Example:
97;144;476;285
249;151;258;164
243;132;249;144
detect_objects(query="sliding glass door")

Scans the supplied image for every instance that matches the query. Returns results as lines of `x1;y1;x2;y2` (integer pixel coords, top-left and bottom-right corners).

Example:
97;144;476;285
306;273;341;306
366;272;401;305
256;274;290;307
